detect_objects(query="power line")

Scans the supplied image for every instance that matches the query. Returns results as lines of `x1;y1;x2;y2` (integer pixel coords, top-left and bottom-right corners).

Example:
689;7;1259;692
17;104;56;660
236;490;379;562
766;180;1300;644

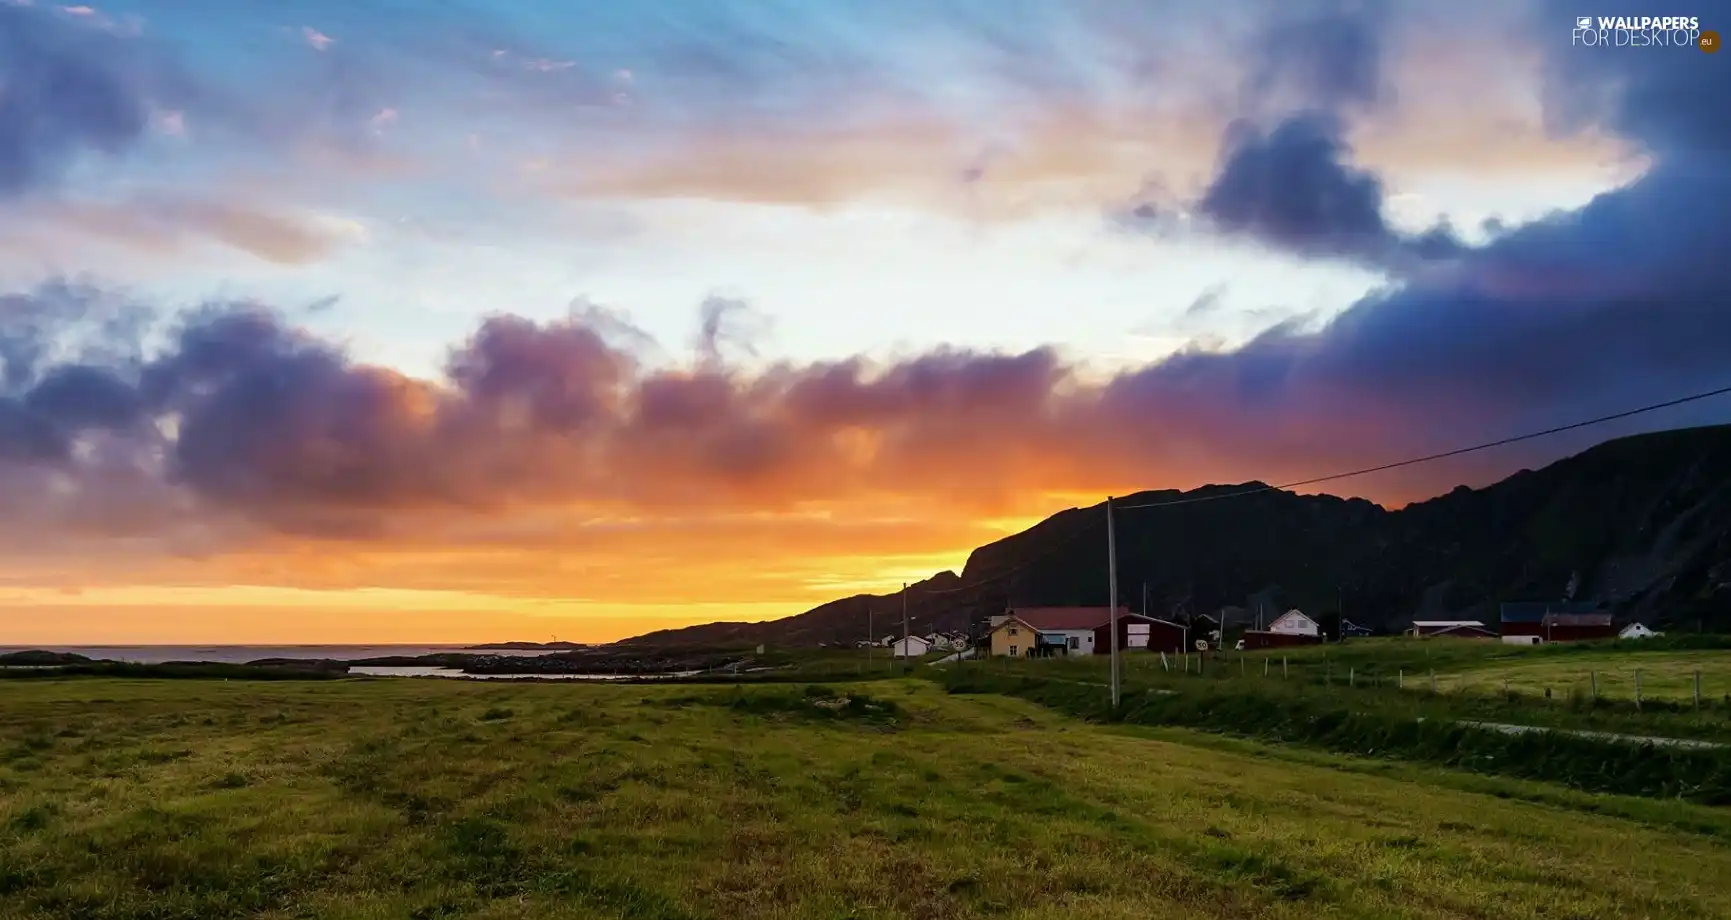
1117;383;1731;510
907;382;1731;595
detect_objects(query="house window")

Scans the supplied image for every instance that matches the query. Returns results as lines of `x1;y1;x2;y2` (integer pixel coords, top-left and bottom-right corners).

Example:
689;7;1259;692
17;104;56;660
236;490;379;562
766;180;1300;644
1008;645;1017;656
1067;636;1080;650
1008;627;1017;636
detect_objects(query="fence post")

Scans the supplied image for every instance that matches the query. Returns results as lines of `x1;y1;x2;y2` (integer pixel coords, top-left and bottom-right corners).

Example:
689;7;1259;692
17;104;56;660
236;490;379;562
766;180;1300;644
1635;669;1643;709
1349;667;1355;688
1240;656;1245;677
1695;669;1702;709
1590;670;1598;701
1263;658;1269;677
1283;656;1288;679
1503;678;1510;698
1398;669;1403;690
1429;670;1436;693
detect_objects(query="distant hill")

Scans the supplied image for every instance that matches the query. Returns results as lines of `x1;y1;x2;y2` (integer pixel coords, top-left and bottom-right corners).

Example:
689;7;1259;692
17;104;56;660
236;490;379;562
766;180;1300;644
621;425;1731;648
465;642;588;650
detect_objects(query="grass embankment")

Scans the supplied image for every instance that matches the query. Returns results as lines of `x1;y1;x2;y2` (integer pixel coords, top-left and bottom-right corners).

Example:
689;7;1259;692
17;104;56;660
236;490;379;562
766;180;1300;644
694;647;948;682
1430;651;1731;701
6;679;1731;918
941;669;1731;802
1078;636;1731;696
960;648;1731;736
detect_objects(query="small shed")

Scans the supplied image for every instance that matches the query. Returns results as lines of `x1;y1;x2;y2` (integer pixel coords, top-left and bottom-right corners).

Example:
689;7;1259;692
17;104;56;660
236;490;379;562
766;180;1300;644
1619;623;1663;640
1095;614;1187;655
890;635;931;658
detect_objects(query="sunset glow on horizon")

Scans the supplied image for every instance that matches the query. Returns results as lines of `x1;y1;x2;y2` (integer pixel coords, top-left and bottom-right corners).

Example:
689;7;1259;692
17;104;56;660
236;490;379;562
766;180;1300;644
1;0;1726;644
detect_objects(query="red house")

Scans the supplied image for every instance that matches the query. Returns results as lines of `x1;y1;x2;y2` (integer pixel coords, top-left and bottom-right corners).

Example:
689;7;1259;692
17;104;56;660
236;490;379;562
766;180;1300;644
1095;614;1187;655
1499;603;1617;643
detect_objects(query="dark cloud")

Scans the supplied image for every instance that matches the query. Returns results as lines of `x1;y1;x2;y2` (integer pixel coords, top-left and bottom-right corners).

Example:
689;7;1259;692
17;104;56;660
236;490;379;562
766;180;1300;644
1199;114;1383;252
1184;285;1227;319
1243;1;1390;115
0;280;149;391
23;365;144;430
0;5;153;195
0;398;66;463
1137;0;1731;456
1538;0;1729;159
1119;4;1446;267
1194;113;1463;266
1;3;1728;553
696;296;770;365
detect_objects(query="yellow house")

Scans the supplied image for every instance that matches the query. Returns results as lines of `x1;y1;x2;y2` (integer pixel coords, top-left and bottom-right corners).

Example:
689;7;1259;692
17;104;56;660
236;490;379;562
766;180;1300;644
990;617;1033;657
987;606;1132;657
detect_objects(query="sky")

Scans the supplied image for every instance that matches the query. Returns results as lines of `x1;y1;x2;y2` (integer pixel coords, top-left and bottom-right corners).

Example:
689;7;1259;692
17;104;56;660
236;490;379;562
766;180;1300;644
0;0;1726;644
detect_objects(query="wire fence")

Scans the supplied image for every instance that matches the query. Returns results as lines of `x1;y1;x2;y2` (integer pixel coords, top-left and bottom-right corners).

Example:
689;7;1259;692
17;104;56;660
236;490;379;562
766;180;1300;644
961;647;1731;712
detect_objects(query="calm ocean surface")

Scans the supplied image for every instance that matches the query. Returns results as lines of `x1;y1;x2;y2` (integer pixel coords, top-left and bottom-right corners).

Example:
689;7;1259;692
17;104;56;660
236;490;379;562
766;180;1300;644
0;645;570;665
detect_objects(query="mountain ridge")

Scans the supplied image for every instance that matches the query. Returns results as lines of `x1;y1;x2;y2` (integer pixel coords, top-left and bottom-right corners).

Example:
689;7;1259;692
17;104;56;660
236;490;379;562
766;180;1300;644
620;425;1731;647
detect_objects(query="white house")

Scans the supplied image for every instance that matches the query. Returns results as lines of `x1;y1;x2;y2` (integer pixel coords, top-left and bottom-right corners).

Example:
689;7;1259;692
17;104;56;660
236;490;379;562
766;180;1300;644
1619;623;1663;640
923;634;953;651
1267;609;1321;637
891;635;931;658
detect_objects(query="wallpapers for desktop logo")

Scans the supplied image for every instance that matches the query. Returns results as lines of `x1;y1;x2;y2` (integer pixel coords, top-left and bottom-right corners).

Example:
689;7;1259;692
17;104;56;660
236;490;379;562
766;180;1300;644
1571;14;1717;51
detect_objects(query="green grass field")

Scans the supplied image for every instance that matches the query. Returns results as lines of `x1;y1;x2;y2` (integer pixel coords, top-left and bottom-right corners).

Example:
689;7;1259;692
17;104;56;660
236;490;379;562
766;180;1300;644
1428;651;1731;702
5;678;1731;918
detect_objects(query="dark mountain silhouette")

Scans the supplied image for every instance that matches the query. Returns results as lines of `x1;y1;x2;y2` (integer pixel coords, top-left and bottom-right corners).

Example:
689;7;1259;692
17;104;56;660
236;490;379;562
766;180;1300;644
621;425;1731;648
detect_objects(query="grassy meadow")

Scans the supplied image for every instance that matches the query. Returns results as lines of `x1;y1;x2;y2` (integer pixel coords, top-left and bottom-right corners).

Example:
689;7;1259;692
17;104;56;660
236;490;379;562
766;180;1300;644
5;677;1731;919
1426;650;1731;701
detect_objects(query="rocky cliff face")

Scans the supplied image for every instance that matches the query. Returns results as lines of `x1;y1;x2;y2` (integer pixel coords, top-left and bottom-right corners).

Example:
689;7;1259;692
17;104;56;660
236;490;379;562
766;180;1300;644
624;425;1731;647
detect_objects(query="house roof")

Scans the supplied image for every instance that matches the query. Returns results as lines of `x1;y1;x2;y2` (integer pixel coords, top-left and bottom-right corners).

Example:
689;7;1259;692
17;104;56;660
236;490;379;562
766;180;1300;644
1270;610;1315;625
1429;623;1497;637
1001;606;1133;631
1499;602;1606;623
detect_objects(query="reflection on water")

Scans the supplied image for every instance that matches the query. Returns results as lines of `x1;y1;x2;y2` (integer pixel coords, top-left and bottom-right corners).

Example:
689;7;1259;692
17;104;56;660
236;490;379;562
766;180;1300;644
0;645;571;665
350;666;702;680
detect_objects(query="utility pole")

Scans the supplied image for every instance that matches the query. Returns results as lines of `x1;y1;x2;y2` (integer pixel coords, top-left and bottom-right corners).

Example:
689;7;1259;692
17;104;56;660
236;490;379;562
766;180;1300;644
902;582;910;671
1107;496;1120;709
867;606;873;672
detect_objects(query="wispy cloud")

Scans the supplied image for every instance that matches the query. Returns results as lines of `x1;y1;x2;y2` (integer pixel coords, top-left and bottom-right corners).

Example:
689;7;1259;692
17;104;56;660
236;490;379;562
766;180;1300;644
3;194;359;264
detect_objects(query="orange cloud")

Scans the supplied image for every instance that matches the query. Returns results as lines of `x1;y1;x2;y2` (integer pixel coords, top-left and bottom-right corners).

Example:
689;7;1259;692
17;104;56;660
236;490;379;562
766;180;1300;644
1;194;357;265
